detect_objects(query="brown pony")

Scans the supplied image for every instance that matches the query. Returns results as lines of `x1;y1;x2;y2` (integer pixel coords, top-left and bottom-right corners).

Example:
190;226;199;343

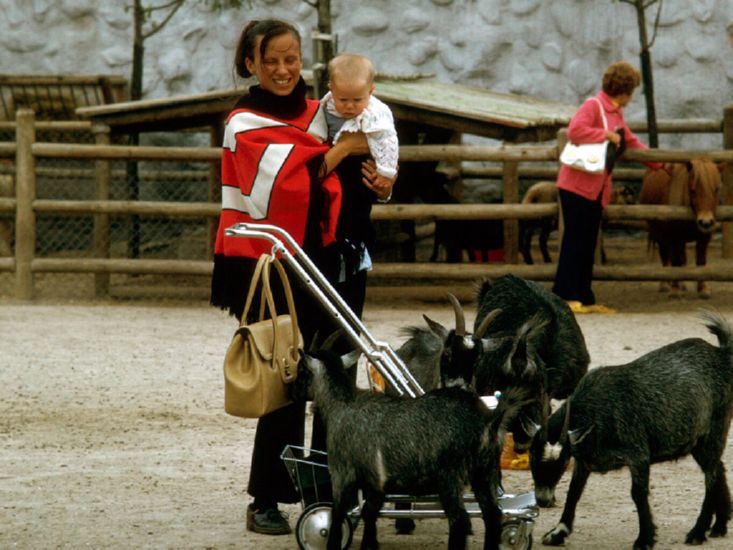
639;160;724;298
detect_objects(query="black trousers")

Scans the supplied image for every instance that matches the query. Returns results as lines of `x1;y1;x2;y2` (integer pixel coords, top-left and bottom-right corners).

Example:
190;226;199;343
552;188;603;305
247;267;367;504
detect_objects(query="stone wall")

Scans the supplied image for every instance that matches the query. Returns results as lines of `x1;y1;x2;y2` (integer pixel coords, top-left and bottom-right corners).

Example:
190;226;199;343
2;0;732;147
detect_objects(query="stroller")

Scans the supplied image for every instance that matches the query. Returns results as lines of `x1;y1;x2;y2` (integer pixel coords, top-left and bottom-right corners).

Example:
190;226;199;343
225;223;538;550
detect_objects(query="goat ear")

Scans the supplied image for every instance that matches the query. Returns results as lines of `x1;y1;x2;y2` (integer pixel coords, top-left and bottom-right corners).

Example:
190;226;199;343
322;329;344;351
520;414;541;438
303;354;324;374
423;314;449;339
568;424;594;446
480;335;506;353
340;349;361;369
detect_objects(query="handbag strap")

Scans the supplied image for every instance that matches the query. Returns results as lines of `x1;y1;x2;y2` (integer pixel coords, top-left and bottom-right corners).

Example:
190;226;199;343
260;256;301;350
240;253;271;327
591;97;608;131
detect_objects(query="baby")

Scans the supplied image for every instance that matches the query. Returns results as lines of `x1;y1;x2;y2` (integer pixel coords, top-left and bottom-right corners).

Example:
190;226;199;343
321;53;398;197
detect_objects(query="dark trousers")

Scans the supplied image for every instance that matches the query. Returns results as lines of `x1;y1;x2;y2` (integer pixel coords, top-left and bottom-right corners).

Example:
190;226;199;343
247;266;367;504
552;188;603;305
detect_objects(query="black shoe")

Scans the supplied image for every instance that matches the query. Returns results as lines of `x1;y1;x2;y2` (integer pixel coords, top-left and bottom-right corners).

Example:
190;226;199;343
246;503;292;535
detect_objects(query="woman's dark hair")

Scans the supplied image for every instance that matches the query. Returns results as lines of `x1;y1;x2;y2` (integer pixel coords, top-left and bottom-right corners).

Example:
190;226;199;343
602;61;641;97
234;19;301;78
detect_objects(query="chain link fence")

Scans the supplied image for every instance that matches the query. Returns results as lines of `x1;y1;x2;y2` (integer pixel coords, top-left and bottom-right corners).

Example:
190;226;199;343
0;126;216;303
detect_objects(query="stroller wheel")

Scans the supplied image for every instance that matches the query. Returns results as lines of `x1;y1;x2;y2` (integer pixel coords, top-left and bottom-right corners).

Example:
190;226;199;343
296;502;353;550
500;518;533;549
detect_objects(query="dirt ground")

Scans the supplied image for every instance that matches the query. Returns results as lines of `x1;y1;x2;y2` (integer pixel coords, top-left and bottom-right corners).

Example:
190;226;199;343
5;248;733;548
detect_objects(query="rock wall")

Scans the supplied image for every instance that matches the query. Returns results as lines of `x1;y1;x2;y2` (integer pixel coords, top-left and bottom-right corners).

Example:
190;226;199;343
2;0;732;146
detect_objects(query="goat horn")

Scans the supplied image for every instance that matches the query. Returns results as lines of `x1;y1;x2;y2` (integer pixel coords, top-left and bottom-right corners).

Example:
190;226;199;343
447;293;466;336
475;308;502;339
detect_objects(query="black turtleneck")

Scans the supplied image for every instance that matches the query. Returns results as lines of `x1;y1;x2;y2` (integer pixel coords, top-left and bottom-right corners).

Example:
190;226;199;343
235;77;308;120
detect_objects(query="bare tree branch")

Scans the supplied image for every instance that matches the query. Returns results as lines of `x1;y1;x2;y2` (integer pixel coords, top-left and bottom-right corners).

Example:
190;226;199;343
642;0;660;9
300;0;318;7
142;0;184;39
146;0;182;11
647;0;663;49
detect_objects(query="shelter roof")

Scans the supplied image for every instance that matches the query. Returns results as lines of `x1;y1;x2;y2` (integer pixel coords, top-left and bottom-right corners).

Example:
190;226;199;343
76;72;576;142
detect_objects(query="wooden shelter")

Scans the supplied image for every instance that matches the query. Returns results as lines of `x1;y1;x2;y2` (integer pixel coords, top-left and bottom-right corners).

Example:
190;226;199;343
0;74;127;121
75;71;576;142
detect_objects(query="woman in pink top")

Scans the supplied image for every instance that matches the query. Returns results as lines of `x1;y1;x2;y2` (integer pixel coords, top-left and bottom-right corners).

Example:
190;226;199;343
553;61;660;312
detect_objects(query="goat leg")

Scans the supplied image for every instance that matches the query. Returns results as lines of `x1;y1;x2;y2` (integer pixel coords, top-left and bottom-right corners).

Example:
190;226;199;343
542;462;590;546
710;462;731;538
358;488;385;550
475;493;502;550
542;466;590;546
687;449;729;543
629;461;656;550
328;483;356;550
438;485;472;550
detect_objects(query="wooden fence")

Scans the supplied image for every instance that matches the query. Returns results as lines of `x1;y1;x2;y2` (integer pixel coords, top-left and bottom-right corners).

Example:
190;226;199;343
1;107;733;300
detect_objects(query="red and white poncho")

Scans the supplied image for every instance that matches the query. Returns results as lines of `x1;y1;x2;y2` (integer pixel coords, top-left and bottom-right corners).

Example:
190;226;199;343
214;98;341;258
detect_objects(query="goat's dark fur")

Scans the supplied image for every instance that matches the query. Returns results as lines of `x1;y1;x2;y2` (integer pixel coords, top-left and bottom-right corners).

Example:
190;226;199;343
529;310;733;549
472;275;590;451
302;347;529;550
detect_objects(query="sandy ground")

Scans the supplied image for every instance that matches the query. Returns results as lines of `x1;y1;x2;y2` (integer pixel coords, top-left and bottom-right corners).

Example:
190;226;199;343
5;275;733;549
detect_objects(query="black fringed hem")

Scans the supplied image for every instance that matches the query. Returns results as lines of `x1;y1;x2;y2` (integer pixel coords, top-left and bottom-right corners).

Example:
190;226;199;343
210;254;257;321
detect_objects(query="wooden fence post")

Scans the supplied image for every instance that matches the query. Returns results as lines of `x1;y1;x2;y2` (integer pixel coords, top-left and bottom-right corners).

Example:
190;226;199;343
502;160;519;263
208;122;223;260
93;123;111;297
722;104;733;259
555;129;568;245
15;109;36;300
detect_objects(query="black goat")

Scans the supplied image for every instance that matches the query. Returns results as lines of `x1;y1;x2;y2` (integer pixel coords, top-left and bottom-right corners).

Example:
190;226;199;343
472;275;590;451
301;346;530;550
529;310;733;549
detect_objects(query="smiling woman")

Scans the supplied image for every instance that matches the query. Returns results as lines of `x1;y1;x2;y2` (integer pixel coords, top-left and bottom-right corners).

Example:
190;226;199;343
210;18;373;538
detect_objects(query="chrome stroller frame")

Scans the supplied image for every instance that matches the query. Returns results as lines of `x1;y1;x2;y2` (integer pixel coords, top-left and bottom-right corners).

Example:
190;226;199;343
225;222;538;549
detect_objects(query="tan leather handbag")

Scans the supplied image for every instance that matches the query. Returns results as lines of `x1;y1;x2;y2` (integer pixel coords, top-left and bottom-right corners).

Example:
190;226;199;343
223;254;303;418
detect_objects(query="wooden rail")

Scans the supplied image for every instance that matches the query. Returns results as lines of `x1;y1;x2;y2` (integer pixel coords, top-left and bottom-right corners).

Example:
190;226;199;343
3;106;733;300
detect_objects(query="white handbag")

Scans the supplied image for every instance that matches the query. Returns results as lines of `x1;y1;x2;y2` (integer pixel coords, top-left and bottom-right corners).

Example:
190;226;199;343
559;98;609;175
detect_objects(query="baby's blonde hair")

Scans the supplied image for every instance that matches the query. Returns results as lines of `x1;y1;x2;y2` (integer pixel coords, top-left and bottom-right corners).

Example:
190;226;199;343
328;53;375;86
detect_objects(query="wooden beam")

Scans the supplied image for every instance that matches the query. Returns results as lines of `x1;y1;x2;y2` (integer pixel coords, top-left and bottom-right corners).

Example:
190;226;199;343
31;257;212;275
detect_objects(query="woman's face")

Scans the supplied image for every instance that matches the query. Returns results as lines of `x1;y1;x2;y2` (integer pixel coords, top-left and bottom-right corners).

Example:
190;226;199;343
245;32;302;96
614;92;633;108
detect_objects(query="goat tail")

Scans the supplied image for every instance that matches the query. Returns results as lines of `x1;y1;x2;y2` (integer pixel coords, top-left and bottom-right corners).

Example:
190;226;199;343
700;309;733;353
490;386;534;441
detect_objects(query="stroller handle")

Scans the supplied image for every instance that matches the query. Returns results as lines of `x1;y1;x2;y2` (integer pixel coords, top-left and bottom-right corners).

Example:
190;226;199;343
224;222;425;397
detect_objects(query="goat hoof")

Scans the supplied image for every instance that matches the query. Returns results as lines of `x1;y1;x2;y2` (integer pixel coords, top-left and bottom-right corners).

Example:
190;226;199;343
710;523;727;538
541;525;568;546
684;530;707;545
633;544;654;550
394;518;415;535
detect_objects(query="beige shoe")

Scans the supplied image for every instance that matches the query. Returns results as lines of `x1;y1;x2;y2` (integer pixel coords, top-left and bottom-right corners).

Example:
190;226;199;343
583;304;617;314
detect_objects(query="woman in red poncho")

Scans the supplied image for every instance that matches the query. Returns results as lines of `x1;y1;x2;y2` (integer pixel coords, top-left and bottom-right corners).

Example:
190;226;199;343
211;19;378;535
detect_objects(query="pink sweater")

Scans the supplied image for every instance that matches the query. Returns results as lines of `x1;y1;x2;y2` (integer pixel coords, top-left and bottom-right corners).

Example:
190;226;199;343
557;91;660;207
